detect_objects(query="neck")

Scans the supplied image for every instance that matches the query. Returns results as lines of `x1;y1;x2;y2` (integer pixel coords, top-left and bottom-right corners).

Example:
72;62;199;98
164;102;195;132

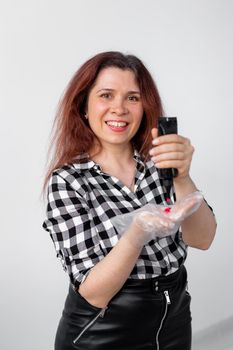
90;143;135;168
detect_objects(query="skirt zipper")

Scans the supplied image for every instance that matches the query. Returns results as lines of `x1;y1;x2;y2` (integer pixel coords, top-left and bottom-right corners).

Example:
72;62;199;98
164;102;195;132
73;306;107;345
155;290;171;350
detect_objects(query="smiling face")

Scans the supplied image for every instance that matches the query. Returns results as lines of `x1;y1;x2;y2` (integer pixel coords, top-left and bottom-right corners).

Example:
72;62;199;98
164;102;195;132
86;67;144;152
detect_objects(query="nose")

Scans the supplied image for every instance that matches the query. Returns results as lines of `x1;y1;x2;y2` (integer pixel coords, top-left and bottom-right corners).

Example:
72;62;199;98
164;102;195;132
110;98;128;115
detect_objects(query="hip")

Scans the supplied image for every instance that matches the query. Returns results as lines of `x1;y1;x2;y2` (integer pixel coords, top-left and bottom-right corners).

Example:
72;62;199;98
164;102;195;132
55;265;191;350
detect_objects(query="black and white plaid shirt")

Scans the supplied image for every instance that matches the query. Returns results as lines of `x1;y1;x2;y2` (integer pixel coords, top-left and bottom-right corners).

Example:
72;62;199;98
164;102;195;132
42;151;188;288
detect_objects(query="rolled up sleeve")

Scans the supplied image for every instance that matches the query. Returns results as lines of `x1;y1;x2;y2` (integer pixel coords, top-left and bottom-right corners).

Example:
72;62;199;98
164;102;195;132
42;172;104;287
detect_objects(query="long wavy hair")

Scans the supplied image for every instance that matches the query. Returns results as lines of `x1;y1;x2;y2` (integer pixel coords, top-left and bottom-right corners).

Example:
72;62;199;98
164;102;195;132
43;51;164;192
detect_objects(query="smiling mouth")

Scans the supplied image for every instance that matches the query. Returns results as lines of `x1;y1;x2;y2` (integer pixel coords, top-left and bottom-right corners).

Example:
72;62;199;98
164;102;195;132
105;121;129;128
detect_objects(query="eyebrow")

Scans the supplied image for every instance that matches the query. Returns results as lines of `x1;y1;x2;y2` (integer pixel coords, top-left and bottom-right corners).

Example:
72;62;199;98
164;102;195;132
96;88;141;94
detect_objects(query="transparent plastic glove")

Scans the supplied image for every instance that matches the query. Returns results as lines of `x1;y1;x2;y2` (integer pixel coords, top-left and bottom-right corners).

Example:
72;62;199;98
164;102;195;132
168;191;204;222
111;191;203;245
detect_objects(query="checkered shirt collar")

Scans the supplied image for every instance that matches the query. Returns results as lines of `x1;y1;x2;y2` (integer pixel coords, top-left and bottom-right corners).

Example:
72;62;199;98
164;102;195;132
71;149;145;171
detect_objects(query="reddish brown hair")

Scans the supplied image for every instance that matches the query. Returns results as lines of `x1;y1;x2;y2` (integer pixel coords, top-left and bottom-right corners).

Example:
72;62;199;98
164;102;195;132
43;51;164;192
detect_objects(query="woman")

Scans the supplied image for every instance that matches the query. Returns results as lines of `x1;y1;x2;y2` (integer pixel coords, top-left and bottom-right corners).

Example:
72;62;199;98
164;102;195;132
43;51;216;350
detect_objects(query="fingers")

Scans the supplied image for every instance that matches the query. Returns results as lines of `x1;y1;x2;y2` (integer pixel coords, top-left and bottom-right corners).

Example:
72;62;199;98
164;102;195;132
150;133;194;179
151;128;158;140
151;151;185;164
150;137;193;158
150;142;184;154
169;194;203;221
135;211;176;234
152;134;189;145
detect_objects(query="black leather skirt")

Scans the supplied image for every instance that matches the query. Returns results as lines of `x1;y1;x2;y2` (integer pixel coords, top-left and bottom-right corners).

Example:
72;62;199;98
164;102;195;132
55;265;191;350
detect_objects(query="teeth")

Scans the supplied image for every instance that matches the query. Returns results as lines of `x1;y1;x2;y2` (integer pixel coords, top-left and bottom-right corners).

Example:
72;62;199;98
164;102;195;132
106;121;127;127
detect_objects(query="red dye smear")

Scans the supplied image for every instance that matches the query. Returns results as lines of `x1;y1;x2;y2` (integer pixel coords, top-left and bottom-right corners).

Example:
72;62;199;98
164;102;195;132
164;207;171;214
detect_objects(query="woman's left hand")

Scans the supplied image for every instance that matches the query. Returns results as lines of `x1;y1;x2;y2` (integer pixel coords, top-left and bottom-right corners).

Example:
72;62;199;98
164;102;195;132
149;128;195;181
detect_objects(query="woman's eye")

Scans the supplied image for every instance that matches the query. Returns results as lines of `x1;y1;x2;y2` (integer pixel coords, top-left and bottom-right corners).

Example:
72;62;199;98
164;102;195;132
128;95;139;101
100;93;111;99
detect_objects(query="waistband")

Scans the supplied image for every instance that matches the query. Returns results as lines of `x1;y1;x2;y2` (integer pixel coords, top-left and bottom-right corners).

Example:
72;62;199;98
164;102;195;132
122;265;186;293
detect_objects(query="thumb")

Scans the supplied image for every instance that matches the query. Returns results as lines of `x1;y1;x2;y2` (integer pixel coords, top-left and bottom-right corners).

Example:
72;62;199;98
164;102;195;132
151;127;158;140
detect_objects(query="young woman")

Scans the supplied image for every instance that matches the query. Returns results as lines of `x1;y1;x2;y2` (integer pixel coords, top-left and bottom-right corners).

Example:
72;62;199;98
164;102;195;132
43;51;216;350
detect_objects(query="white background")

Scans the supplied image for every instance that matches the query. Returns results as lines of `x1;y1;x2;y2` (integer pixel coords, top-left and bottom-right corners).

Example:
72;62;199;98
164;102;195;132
1;1;233;349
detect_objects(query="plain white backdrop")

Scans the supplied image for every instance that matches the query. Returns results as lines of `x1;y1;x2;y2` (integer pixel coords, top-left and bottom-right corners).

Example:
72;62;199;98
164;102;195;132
1;1;233;349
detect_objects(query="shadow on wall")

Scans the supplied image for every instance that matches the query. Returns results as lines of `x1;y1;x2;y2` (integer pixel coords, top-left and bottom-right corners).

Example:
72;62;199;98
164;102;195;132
192;315;233;350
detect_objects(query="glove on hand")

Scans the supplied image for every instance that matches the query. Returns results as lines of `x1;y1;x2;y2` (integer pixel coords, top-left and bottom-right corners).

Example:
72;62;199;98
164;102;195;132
111;191;203;245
